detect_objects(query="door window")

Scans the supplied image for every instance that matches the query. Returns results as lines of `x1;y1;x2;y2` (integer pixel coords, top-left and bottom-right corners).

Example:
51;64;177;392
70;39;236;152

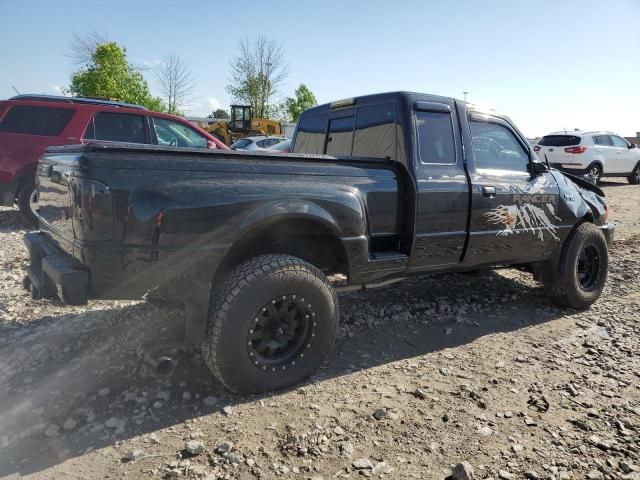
470;121;529;172
326;116;355;156
152;117;207;148
593;135;613;146
416;111;456;164
86;112;146;143
611;135;629;148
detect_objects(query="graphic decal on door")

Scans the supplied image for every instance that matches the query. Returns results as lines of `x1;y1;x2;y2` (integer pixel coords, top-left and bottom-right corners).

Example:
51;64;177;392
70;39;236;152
484;198;560;241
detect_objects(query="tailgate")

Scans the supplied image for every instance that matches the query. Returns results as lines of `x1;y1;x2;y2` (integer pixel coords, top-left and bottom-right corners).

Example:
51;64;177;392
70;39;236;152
37;152;113;249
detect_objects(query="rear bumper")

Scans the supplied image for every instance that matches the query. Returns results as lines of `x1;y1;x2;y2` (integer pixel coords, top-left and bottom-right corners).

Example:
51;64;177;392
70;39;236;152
550;163;589;176
23;231;89;304
0;180;17;206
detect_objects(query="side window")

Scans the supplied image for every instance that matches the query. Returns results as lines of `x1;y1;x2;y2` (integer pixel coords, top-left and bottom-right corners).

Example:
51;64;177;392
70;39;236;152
293;113;327;155
0;105;74;136
470;121;530;172
91;112;146;143
611;135;628;148
152;117;207;148
593;135;612;146
255;139;267;148
326;115;355;156
415;111;456;164
352;103;396;158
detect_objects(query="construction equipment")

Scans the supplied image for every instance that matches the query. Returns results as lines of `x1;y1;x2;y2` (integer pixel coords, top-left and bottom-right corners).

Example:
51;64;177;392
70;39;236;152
205;105;283;146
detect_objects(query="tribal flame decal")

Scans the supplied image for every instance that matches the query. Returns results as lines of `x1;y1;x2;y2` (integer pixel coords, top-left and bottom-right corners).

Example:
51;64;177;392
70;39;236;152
485;203;559;241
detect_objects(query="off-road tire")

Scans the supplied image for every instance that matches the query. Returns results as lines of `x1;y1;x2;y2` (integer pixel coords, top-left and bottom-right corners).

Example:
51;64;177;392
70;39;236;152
202;254;339;394
542;223;608;309
16;179;38;228
627;164;640;185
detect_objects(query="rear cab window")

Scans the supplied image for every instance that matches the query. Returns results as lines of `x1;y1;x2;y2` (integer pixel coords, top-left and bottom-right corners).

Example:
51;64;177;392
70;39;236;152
294;103;397;159
416;110;456;164
0;105;75;136
84;112;147;144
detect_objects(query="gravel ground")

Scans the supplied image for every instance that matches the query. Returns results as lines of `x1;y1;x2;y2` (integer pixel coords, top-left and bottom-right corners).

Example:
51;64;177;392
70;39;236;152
0;180;639;480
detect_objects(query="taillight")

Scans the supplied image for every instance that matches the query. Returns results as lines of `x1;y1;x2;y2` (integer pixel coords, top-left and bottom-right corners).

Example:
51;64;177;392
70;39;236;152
564;146;587;154
533;145;541;152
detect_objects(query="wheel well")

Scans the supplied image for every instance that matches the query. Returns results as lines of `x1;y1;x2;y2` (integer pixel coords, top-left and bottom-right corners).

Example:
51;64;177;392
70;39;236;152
588;160;603;171
213;219;349;285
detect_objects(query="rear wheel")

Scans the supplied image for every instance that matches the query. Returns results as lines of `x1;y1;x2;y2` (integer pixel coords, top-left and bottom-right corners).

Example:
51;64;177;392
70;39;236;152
543;223;608;309
627;164;640;185
202;254;339;394
16;179;38;228
587;163;602;183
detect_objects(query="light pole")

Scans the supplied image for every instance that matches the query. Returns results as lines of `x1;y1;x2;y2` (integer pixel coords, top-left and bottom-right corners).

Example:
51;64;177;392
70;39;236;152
463;91;469;102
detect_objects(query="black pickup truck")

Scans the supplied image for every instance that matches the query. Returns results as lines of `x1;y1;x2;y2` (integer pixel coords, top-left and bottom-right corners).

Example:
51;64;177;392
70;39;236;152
25;91;613;393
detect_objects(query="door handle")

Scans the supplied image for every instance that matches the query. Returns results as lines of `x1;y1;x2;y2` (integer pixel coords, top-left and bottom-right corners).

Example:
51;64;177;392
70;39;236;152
482;186;496;198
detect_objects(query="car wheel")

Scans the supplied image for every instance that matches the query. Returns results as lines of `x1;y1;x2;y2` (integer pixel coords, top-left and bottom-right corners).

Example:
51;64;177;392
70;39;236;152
543;222;608;309
16;179;38;228
587;163;602;183
202;254;339;394
627;164;640;185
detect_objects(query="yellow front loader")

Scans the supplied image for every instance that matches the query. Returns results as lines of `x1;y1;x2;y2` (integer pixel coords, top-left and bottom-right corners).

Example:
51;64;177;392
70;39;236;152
205;105;282;146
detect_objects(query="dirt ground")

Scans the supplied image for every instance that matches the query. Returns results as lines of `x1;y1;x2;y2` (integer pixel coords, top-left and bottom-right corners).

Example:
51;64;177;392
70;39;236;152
0;179;639;480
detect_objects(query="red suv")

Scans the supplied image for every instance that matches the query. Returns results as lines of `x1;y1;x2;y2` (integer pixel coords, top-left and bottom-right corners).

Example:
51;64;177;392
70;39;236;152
0;95;227;225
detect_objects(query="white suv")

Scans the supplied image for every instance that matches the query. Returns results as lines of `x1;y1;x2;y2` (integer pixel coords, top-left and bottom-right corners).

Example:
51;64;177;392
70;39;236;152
534;131;640;184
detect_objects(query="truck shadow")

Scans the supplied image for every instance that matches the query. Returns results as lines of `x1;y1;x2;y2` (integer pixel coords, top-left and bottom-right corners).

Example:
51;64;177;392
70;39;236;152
0;269;571;477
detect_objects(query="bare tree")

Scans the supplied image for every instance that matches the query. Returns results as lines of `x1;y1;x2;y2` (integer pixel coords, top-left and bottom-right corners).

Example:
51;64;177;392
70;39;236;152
68;31;110;66
154;53;196;115
226;35;288;118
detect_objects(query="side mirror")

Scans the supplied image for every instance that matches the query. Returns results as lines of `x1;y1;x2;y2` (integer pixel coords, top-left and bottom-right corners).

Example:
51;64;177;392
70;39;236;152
629;143;637;149
529;161;548;176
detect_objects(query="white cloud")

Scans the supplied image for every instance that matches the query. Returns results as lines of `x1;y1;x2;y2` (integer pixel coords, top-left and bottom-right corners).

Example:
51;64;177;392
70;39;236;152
208;97;222;111
52;85;70;96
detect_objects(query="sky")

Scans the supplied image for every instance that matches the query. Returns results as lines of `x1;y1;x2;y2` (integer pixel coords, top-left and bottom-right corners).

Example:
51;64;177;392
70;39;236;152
1;0;639;137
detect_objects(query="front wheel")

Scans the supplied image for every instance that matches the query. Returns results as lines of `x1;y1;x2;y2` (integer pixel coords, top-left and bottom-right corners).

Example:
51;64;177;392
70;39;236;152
543;223;608;309
627;164;640;185
202;254;339;394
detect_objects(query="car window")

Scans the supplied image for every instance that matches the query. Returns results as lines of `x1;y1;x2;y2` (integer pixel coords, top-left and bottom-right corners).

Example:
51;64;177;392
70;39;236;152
593;135;613;146
539;135;580;147
255;139;267;148
470;121;529;172
416;111;456;164
231;138;252;149
611;135;628;148
353;103;396;159
0;105;75;136
152;117;207;148
326;115;355;156
86;112;146;143
293;113;327;155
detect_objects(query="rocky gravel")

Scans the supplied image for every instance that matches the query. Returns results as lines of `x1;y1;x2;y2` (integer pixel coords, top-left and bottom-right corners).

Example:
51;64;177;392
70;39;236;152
0;180;639;479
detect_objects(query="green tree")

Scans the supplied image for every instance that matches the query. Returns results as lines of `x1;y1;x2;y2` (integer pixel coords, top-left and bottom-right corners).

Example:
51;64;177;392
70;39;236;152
226;35;288;119
69;42;163;111
213;108;229;119
285;84;317;122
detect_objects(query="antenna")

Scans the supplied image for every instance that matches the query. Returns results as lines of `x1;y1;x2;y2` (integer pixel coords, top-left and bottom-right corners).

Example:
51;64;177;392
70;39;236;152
11;85;20;95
